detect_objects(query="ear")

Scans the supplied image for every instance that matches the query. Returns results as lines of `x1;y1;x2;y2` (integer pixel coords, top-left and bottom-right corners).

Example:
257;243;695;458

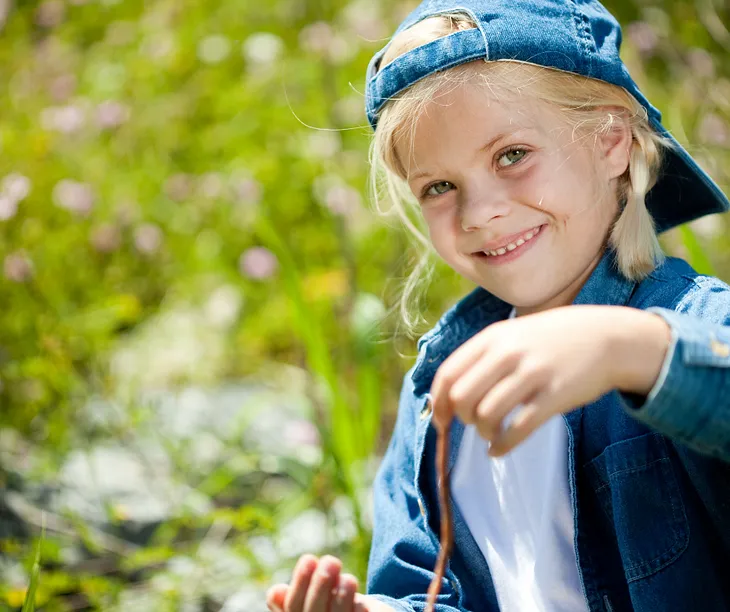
596;107;632;180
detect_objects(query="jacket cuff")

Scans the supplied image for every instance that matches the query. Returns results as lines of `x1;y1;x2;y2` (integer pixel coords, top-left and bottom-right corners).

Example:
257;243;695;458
620;307;730;454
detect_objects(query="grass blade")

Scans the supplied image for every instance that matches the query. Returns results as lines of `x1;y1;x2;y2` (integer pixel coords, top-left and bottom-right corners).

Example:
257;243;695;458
679;225;716;276
21;517;44;612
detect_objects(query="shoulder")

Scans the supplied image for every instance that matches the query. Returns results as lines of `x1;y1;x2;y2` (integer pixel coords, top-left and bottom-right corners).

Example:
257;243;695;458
633;255;730;322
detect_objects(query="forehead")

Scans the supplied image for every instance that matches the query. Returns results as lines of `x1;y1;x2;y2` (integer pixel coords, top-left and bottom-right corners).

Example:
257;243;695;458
397;80;559;166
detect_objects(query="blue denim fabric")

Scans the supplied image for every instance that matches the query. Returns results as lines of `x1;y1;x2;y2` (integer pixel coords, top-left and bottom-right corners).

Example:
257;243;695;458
366;249;730;612
364;0;730;232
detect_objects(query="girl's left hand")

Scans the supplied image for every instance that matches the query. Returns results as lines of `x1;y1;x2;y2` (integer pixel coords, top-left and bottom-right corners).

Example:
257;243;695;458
266;554;395;612
430;305;671;456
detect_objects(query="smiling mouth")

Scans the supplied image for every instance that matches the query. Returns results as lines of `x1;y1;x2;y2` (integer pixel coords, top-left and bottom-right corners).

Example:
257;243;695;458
477;225;544;257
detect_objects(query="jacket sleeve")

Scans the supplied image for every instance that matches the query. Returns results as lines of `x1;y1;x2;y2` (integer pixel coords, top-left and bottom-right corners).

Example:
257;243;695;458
366;369;473;612
620;277;730;461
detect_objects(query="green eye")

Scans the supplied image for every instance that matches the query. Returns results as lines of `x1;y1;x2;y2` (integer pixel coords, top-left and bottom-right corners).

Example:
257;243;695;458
497;148;527;167
425;181;454;197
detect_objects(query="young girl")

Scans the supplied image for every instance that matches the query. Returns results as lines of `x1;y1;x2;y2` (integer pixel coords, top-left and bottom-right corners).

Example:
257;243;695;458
267;0;730;610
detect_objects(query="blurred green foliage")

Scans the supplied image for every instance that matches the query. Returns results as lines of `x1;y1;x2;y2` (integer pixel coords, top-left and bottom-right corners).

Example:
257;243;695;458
0;0;728;609
0;0;729;441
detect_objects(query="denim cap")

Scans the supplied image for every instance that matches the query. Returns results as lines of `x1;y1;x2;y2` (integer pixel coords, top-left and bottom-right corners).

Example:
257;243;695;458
365;0;729;232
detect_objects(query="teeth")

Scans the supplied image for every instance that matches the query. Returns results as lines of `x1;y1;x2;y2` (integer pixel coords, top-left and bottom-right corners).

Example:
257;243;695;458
482;225;541;257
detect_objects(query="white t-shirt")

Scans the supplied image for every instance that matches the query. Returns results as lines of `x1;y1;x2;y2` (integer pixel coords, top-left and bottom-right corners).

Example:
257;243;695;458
451;309;588;612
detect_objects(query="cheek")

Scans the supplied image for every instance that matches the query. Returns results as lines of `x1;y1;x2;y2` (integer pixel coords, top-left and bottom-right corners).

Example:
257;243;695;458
532;163;611;229
423;206;461;257
519;169;573;223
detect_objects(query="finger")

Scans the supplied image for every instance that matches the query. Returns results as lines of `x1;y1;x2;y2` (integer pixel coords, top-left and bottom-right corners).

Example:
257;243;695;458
331;573;358;612
284;554;319;612
488;393;554;456
430;336;499;428
266;584;288;612
474;371;543;442
303;555;341;612
447;351;519;425
430;318;525;428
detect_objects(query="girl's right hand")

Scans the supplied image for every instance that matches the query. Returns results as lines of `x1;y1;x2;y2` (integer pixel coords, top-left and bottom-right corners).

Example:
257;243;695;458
266;554;395;612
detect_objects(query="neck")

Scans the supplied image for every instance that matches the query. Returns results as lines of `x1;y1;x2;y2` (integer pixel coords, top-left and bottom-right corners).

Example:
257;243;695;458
515;247;606;317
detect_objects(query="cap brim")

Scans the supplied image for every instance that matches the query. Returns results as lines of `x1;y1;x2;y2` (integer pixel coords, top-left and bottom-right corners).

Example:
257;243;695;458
648;117;729;233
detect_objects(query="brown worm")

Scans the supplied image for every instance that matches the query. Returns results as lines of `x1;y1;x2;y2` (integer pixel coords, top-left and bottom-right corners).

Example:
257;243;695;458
425;410;453;612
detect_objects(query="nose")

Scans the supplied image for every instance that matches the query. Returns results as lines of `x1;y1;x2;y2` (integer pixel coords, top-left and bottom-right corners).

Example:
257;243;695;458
459;185;511;232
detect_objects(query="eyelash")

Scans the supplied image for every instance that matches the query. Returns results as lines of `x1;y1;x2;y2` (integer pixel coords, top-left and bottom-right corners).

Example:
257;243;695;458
420;146;530;200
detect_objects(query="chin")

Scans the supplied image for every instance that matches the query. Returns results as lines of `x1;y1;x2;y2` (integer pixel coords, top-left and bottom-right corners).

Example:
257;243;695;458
484;282;561;311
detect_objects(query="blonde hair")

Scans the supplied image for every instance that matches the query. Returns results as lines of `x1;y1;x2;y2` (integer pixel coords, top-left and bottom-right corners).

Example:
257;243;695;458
369;14;675;333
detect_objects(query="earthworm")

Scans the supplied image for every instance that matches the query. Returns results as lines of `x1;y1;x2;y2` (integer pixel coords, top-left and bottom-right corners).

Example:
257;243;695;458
425;410;453;612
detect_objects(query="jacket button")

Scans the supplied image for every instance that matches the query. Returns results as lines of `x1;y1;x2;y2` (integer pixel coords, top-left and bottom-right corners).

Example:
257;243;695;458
420;398;433;420
711;339;730;358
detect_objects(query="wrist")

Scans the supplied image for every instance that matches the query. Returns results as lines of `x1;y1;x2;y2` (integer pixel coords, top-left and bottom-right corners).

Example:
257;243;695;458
608;307;672;396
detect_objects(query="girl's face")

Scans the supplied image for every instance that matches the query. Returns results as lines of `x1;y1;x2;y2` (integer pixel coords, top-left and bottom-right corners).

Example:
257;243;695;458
398;78;630;315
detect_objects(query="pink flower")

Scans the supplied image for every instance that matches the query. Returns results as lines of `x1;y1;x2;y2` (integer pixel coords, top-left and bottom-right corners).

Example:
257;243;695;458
164;173;192;202
4;251;33;282
48;74;77;103
231;177;262;205
687;48;715;79
95;100;130;129
0;195;18;221
342;1;387;40
0;170;29;221
35;0;65;28
0;0;10;31
324;184;361;216
1;173;31;202
133;223;163;254
299;22;334;55
626;21;659;56
53;179;95;216
90;224;122;253
239;247;278;280
41;104;85;134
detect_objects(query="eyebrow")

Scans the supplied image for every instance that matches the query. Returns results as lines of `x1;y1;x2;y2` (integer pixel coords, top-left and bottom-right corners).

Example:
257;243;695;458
407;130;516;181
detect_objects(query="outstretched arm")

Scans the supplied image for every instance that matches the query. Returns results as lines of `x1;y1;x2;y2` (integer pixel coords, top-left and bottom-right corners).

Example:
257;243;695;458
618;280;730;461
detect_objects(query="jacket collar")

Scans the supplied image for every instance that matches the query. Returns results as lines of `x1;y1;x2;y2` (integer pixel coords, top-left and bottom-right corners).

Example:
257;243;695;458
411;247;639;396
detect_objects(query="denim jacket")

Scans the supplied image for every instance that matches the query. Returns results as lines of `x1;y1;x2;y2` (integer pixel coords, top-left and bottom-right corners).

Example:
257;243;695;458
366;249;730;612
